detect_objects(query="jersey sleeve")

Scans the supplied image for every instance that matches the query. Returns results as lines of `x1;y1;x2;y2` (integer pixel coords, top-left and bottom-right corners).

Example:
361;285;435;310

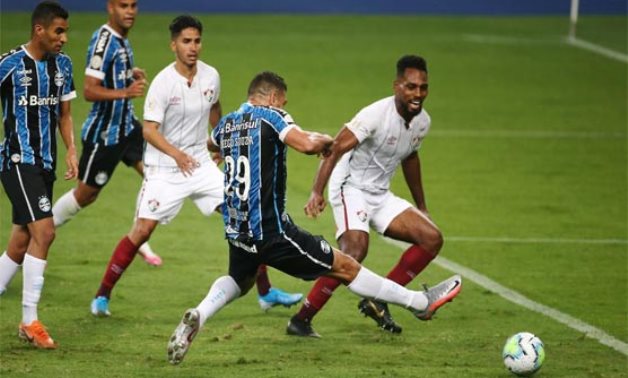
85;28;112;81
345;106;377;143
60;55;77;102
143;74;168;124
267;108;298;142
0;50;19;84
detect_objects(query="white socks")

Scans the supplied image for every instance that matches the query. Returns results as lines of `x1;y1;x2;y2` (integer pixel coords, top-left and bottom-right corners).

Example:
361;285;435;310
196;275;241;326
0;251;21;295
347;267;427;311
52;189;81;227
22;254;47;324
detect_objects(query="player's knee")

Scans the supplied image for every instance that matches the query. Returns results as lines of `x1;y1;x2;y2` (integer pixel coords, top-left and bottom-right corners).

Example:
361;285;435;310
37;226;56;247
422;227;443;255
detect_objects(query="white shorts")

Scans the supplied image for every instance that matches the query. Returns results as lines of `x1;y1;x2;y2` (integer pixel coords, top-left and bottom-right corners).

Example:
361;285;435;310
329;184;412;239
136;161;224;224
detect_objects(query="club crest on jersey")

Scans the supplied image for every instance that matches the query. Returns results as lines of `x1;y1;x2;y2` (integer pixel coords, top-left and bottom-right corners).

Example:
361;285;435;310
356;210;368;223
95;171;109;186
54;71;65;87
320;240;331;254
38;195;51;212
148;199;160;212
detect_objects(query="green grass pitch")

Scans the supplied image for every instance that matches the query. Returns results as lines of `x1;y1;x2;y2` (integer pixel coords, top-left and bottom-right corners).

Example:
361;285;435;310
1;12;626;377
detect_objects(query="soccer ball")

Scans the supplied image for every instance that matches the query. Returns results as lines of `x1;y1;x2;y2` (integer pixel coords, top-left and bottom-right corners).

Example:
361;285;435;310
502;332;545;376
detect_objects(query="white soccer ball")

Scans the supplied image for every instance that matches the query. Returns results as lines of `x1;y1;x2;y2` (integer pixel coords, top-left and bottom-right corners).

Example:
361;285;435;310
502;332;545;376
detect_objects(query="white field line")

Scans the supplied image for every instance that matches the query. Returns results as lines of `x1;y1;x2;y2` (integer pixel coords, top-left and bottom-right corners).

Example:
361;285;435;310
446;236;628;245
382;237;628;356
566;36;628;64
429;129;626;140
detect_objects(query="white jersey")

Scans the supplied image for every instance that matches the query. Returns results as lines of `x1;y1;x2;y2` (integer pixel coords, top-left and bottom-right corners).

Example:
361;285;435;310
143;61;220;167
330;96;431;193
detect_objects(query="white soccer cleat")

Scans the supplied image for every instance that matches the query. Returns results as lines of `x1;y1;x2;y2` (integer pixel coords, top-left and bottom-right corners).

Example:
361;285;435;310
412;274;462;320
167;308;201;365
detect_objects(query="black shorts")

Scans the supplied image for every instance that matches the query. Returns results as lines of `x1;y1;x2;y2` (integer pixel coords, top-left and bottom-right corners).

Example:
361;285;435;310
1;164;55;225
228;222;334;284
78;124;144;188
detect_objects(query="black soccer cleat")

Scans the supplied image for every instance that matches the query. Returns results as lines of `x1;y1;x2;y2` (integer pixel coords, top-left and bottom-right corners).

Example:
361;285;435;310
358;299;403;334
286;315;321;338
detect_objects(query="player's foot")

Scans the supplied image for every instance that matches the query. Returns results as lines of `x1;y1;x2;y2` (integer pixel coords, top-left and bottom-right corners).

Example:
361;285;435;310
258;288;303;312
91;296;111;317
18;320;58;349
358;298;402;334
167;308;201;365
138;249;162;267
412;274;462;320
286;315;321;338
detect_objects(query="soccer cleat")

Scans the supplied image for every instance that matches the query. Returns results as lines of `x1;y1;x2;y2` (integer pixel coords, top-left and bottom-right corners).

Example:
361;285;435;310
258;288;303;312
358;298;403;334
138;249;162;267
18;320;58;349
286;315;321;338
91;296;111;317
167;308;201;365
412;274;462;320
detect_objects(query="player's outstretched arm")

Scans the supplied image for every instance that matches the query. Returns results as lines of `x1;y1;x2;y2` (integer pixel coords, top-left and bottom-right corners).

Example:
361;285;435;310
284;127;333;155
58;100;78;180
304;126;359;218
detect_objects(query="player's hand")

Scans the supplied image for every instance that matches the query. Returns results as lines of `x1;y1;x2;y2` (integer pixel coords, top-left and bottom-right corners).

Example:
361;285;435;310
125;79;146;99
210;151;223;166
132;67;147;81
304;192;326;218
174;151;198;177
64;147;78;180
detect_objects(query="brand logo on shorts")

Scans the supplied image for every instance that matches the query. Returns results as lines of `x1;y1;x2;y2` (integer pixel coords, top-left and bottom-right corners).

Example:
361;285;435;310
356;210;367;223
10;154;21;163
320;240;331;254
38;195;51;212
95;171;109;186
148;199;160;212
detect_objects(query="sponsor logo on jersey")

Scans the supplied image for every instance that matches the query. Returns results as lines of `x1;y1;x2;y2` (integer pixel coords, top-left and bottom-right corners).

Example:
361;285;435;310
17;95;59;107
90;55;103;70
54;71;64;87
148;199;160;212
95;171;109;186
203;88;215;103
95;30;110;54
38;195;51;212
117;69;133;82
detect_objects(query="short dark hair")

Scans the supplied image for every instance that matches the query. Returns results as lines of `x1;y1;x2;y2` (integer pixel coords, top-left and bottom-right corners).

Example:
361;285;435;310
31;1;68;30
396;55;428;77
169;15;203;39
248;71;288;97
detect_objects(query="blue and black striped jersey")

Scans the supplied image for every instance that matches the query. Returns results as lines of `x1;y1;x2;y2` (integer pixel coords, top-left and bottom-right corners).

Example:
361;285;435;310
0;45;76;172
81;25;137;145
211;102;298;242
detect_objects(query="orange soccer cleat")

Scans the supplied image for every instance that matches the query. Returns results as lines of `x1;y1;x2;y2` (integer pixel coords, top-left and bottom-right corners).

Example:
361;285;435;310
18;320;58;349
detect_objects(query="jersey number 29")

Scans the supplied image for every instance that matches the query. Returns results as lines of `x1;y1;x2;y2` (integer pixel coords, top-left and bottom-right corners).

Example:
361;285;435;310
224;155;251;201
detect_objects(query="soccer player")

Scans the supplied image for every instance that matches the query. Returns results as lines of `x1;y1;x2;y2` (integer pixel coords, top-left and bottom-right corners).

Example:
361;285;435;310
51;0;162;266
166;71;462;365
90;15;301;317
0;1;78;349
288;55;444;337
